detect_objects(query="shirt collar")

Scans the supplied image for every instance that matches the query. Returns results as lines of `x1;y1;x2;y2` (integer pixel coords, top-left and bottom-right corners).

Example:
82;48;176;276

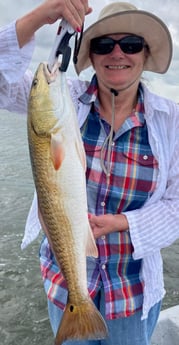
79;74;98;105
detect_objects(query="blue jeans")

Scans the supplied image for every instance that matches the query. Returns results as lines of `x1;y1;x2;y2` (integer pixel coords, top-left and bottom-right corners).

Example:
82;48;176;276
48;289;161;345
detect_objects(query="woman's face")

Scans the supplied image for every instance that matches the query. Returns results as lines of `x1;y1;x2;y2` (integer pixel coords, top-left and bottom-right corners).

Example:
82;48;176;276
90;34;148;93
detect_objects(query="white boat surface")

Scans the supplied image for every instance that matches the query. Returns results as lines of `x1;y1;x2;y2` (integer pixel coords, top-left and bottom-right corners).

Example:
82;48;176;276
151;305;179;345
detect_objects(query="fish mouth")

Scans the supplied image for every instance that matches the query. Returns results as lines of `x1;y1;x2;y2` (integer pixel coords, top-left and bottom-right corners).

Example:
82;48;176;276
43;62;60;84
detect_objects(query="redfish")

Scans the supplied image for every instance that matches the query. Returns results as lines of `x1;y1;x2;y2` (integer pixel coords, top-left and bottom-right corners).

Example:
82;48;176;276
27;62;108;345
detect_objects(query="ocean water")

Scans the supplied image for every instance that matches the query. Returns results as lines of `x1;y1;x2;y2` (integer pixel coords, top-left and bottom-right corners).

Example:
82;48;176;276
0;111;52;344
0;110;179;344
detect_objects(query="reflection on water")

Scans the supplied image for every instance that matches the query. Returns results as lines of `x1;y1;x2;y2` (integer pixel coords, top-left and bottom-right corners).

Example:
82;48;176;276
0;111;179;344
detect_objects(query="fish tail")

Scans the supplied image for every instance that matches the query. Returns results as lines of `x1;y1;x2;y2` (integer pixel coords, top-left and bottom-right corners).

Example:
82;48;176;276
55;298;108;345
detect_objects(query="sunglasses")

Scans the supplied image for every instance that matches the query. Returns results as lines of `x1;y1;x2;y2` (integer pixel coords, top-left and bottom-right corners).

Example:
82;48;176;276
90;35;147;55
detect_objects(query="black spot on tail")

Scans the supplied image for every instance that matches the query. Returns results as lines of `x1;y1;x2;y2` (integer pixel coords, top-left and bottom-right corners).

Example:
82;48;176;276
70;305;74;312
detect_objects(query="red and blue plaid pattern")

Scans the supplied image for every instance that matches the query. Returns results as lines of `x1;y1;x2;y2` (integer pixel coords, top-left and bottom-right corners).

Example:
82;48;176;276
40;76;158;319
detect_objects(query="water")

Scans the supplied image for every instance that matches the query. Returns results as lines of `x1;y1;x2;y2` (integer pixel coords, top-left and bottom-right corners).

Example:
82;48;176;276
0;111;52;344
0;110;179;344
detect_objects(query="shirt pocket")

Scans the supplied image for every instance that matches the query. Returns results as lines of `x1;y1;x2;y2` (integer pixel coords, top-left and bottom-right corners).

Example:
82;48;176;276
121;143;159;201
122;142;158;168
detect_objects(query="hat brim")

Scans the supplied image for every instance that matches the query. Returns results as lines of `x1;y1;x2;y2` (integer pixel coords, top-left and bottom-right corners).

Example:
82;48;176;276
75;10;172;75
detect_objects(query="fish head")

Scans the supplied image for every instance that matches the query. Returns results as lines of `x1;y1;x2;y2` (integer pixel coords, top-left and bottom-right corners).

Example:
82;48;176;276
28;62;62;138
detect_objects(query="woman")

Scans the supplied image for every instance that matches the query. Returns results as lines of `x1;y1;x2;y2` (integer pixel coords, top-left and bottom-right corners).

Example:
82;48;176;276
0;1;179;344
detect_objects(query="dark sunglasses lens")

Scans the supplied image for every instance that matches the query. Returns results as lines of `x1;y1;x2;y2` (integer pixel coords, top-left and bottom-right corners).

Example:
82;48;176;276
120;36;144;54
90;36;144;55
90;37;115;54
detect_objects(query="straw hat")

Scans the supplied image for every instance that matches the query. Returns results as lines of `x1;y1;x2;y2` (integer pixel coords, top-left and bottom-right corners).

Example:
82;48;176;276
75;2;172;75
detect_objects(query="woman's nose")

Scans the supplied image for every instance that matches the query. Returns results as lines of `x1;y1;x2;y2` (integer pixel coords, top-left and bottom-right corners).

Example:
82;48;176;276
110;43;125;56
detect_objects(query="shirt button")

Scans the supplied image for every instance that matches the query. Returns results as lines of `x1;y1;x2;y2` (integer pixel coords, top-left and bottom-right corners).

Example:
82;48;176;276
111;142;115;146
101;264;106;270
143;155;148;160
101;201;105;207
101;235;105;240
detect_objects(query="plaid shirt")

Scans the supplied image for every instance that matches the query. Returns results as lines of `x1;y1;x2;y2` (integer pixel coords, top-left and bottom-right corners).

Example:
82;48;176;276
40;75;158;320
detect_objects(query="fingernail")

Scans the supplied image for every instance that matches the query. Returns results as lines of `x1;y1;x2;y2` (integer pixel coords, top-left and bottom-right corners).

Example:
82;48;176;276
76;27;81;33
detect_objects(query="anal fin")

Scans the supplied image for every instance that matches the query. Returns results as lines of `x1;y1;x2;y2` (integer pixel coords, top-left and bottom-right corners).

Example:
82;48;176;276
86;224;98;258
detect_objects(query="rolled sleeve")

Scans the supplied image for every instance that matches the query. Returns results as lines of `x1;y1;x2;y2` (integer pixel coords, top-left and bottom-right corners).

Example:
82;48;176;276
0;21;35;83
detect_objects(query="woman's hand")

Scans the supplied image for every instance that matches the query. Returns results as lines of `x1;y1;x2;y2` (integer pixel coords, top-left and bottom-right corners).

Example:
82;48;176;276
89;213;129;239
16;0;92;47
44;0;92;29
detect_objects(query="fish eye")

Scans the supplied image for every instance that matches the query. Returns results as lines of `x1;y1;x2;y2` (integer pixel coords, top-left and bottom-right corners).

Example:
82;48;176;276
33;78;38;86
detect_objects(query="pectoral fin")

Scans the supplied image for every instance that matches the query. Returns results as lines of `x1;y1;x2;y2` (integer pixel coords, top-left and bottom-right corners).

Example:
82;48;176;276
50;132;65;170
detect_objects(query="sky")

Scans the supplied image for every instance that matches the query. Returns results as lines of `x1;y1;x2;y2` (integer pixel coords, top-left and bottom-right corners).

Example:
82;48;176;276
1;0;179;102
